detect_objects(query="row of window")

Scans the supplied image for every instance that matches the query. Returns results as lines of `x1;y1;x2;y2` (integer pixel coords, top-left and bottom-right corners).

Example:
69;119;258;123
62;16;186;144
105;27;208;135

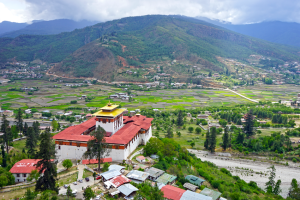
16;173;27;177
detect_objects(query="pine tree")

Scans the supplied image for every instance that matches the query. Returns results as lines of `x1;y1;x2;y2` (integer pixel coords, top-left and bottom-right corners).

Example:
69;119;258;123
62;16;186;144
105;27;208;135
23;122;28;136
1;115;11;153
222;126;229;151
244;109;255;137
166;127;173;138
273;179;282;195
204;130;210;149
35;128;57;192
26;127;37;158
32;121;40;139
83;126;111;172
177;110;184;127
265;165;276;194
209;127;217;153
15;108;23;133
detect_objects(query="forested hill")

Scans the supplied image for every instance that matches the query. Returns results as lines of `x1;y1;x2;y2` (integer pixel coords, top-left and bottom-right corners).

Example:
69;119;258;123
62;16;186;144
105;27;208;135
1;15;300;79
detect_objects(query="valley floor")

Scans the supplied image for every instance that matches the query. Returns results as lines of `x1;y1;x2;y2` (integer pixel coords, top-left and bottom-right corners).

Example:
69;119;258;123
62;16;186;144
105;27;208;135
189;149;300;198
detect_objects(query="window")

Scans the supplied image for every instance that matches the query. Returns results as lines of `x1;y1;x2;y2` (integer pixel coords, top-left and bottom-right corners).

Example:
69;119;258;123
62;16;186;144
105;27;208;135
59;141;63;145
77;143;80;147
17;174;20;177
23;174;26;177
70;142;72;145
58;146;61;150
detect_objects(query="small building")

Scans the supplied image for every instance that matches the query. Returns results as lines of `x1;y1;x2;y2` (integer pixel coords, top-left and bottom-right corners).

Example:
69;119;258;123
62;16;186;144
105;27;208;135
86;114;92;120
100;170;121;182
118;183;139;198
3;110;14;117
181;190;212;200
109;175;131;187
136;156;146;163
146;167;164;181
160;185;185;200
183;182;198;192
108;188;120;197
9;159;41;183
74;115;82;121
43;110;50;113
187;113;192;118
33;112;42;119
25;109;31;114
156;173;177;185
126;170;150;184
108;165;125;174
204;111;211;115
150;154;159;160
185;175;205;186
197;114;209;119
56;111;64;116
200;188;222;200
133;163;149;171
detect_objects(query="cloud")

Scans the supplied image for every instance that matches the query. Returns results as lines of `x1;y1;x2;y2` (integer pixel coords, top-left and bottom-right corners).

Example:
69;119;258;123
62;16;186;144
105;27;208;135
2;0;300;24
0;1;27;23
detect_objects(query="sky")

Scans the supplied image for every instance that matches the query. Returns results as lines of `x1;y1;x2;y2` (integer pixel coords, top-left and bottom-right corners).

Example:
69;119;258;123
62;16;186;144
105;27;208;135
1;0;300;24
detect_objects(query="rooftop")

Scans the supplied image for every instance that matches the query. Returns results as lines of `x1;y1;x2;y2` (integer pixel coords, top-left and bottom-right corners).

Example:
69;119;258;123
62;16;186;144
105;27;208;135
9;159;41;174
180;190;212;200
100;170;121;180
126;170;150;182
156;173;177;185
109;175;131;187
118;183;139;196
185;175;205;186
82;158;112;165
108;165;125;172
146;167;165;178
161;185;186;200
200;188;222;200
93;108;126;118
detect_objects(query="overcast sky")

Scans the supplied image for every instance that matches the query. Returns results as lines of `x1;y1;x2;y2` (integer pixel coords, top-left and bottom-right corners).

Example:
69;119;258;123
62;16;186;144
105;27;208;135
1;0;300;24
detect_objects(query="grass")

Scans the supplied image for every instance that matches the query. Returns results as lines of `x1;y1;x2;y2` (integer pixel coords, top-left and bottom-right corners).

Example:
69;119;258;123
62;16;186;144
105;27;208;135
58;166;78;176
82;169;93;179
57;172;78;187
1;185;35;200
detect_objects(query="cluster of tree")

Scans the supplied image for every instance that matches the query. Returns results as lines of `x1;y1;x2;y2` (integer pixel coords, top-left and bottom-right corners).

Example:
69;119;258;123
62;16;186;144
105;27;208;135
219;111;242;125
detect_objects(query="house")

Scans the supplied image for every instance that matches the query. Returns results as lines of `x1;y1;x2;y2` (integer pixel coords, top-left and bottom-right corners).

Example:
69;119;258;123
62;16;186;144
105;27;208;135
136;156;146;163
108;188;120;197
25;109;31;114
108;165;125;174
3;110;14;117
150;154;159;160
187;113;192;118
197;114;208;119
86;114;92;120
208;123;220;130
100;169;121;182
156;173;177;185
43;110;50;113
118;183;139;198
181;190;212;200
133;163;149;171
200;188;222;200
160;185;186;200
185;175;205;186
204;111;211;115
74;115;82;121
126;170;150;184
109;175;131;187
183;182;198;192
53;102;153;162
9;159;41;183
56;111;64;116
33;112;42;119
146;167;164;181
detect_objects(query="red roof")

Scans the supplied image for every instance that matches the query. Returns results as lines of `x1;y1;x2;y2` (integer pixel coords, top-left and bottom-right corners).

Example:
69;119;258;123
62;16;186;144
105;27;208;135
82;158;112;164
161;185;186;200
136;156;145;160
9;159;41;174
110;175;131;187
53;115;153;145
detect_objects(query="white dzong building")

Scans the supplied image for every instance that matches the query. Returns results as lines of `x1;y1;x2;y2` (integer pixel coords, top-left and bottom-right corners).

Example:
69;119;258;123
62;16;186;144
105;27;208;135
53;103;153;162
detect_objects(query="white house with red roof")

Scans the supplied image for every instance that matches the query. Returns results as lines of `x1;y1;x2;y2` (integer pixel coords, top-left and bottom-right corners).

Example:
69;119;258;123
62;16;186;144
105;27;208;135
9;159;41;183
53;103;153;162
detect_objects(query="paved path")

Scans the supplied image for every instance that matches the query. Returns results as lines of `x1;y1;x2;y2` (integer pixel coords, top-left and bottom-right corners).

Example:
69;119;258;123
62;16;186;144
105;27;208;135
129;148;144;160
77;164;85;180
225;88;259;103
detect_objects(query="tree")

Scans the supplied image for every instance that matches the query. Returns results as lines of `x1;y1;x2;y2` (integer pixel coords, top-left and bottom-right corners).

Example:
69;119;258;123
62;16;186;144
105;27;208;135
144;138;163;156
176;131;181;137
273;179;282;195
27;170;40;181
23;122;29;136
83;187;95;200
62;159;73;170
289;178;300;199
195;127;202;134
188;127;194;133
1;115;11;153
204;131;210;150
166;127;173;138
15;108;23;133
32;121;40;139
66;186;75;198
84;126;111;172
0;174;8;188
244;109;255;137
190;141;195;148
35;128;57;192
26;127;37;157
177;110;184;126
51;120;58;131
102;162;110;172
24;189;37;200
209;127;217;153
222;126;230;151
265;165;276;194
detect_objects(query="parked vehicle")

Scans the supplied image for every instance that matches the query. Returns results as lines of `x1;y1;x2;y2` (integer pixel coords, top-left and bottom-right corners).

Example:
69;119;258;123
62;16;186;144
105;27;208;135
78;179;83;183
73;181;77;185
85;177;90;182
72;190;77;196
64;184;68;188
96;176;101;180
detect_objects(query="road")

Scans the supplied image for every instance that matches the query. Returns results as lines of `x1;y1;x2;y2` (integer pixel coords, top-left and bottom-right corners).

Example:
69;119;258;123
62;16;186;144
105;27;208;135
225;88;259;103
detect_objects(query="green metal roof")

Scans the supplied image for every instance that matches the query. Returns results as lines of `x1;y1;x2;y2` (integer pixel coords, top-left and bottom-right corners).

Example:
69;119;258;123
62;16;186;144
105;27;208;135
156;173;177;185
200;188;221;200
185;175;205;186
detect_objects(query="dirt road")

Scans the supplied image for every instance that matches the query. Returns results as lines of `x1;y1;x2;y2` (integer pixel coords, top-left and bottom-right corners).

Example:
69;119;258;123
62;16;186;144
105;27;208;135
189;149;300;197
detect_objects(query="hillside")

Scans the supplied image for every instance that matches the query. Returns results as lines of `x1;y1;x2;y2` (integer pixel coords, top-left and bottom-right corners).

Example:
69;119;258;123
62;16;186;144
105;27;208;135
196;17;300;48
1;15;300;80
0;21;28;35
0;19;99;38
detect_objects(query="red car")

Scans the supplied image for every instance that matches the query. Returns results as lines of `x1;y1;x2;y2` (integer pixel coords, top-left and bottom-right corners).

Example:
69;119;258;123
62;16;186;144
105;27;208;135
96;176;101;180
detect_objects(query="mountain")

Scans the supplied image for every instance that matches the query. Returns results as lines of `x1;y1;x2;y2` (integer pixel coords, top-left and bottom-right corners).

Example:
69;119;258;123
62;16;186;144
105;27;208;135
195;17;300;48
0;19;99;38
0;15;300;81
0;21;28;35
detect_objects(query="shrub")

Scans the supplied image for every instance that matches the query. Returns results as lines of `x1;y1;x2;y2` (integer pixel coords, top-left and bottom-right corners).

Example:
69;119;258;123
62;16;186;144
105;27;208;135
220;168;232;176
70;100;77;104
188;127;194;133
292;158;297;163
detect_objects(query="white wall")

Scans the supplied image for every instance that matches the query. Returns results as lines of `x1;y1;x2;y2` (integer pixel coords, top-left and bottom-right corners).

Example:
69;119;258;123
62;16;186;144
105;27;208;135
56;145;87;162
13;173;29;183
